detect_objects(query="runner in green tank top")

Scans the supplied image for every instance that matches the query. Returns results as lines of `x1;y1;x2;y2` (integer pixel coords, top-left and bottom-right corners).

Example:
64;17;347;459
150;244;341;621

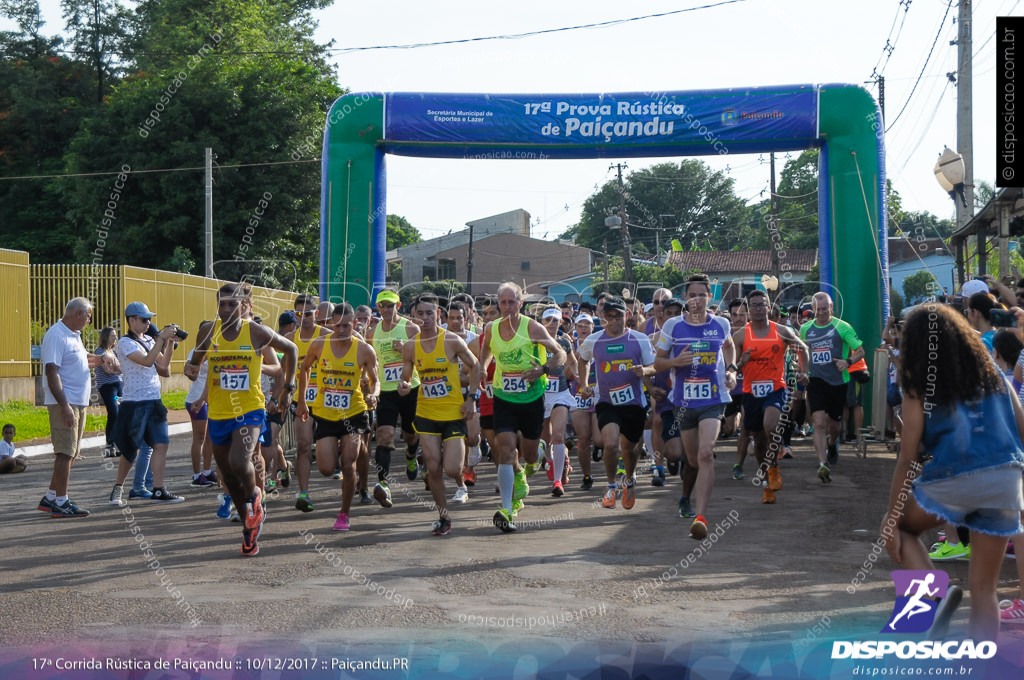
366;290;421;507
477;282;566;533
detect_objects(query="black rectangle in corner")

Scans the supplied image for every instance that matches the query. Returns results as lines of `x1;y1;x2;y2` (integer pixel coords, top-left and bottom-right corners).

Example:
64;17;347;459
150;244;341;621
997;16;1024;187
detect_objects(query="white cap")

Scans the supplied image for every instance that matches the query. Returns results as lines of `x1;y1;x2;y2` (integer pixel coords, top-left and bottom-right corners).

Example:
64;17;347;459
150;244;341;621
575;313;594;324
960;279;989;298
644;303;654;313
541;308;562;321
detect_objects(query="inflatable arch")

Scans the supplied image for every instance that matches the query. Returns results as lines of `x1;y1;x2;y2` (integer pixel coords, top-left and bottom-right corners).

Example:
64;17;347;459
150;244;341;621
320;84;887;353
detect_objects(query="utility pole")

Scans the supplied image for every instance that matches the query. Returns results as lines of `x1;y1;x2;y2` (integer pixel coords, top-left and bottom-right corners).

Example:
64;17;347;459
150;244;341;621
877;75;885;123
658;214;674;266
466;221;474;295
611;163;633;287
205;148;214;278
956;0;975;231
603;238;610;293
768;152;780;281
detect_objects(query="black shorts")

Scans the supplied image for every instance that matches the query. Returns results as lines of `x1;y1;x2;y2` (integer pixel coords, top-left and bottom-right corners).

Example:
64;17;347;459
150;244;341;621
313;411;371;441
493;396;545;441
377;389;417;435
479;415;494;431
595;402;647;444
266;410;285;426
658;408;679;442
742;388;789;432
414;416;467;441
807;378;847;421
724;393;743;418
846;380;864;408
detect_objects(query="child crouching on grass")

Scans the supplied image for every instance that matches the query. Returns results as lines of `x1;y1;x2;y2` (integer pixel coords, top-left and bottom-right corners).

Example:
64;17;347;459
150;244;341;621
0;424;27;474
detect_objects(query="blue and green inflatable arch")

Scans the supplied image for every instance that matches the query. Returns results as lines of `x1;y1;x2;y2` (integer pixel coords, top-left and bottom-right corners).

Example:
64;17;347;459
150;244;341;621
319;84;888;352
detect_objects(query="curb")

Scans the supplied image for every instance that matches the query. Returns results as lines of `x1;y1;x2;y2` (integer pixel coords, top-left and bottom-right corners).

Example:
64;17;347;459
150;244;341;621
20;422;194;458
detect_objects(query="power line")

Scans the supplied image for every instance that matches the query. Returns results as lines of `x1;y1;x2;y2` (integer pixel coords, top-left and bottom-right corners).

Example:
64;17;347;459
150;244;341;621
885;0;954;133
50;0;754;59
0;158;319;182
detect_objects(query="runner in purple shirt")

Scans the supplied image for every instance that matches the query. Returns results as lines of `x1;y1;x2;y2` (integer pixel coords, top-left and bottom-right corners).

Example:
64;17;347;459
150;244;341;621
577;297;656;512
654;274;738;541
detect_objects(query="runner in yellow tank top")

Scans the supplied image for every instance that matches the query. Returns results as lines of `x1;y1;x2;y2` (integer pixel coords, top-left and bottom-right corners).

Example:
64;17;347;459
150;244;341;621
284;294;330;513
295;303;379;532
397;294;478;536
366;289;421;502
476;282;567;533
187;282;298;557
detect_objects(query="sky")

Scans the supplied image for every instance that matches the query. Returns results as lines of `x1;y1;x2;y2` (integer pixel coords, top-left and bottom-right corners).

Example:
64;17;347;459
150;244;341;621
309;0;1018;241
9;0;1021;243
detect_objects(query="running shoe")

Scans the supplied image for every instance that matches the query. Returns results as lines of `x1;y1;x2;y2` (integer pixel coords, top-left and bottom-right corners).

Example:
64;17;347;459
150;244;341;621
561;462;572;485
592;447;603;462
1008;542;1017;560
295;491;314;513
230;507;241;523
651;466;665;487
431;517;452;536
622;482;636;510
762;488;777;504
373;482;393;508
405;454;418;481
826;441;839;466
601;486;617;509
524;462;538;478
616;458;626;477
151;488;184;503
678;497;694;518
217;493;233;519
245;488;265;530
732;464;745;480
452;486;469;504
768;467;783;491
546;460;555;482
513;469;530;500
1001;599;1024;624
190;473;215;488
207;470;219;485
241;527;260;557
331;468;342;480
37;496;55;513
493;508;517;533
552;481;565;497
580;476;594;491
129;488;153;500
511;498;524;516
278;463;290;488
265;479;278;493
108;485;125;507
358;488;373;505
782;446;794;460
51;500;90;518
929;542;970;561
103;444;117;458
332;512;350;531
817;463;832;484
463;467;477;487
689;514;709;540
667;459;680;476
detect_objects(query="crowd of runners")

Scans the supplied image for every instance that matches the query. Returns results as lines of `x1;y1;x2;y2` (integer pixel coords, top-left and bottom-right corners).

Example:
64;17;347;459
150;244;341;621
29;272;1024;642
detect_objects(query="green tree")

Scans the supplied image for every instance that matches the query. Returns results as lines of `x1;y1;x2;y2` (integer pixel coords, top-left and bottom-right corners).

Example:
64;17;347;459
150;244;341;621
59;0;343;287
0;2;95;262
561;160;751;257
386;214;422;250
903;270;939;304
60;0;132;103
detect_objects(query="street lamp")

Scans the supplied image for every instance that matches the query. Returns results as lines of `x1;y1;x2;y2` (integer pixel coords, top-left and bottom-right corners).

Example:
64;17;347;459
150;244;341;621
605;211;633;287
934;147;968;208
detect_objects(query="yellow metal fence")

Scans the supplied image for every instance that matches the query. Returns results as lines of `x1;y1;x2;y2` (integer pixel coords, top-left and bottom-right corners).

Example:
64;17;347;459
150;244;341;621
0;249;31;378
23;258;305;376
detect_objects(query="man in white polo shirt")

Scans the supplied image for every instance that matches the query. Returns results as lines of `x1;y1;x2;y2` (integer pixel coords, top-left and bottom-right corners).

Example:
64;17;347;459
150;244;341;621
38;297;100;518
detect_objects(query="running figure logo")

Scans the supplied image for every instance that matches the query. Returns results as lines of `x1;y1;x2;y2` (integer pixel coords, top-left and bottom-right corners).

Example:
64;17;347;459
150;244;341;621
883;570;949;634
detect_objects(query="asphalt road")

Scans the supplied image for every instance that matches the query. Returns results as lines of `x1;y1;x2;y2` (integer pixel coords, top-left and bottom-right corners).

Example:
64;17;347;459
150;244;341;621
2;431;1023;677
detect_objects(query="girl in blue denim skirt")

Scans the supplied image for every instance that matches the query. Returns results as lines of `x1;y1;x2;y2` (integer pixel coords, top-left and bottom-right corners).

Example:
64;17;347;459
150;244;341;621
881;303;1024;641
